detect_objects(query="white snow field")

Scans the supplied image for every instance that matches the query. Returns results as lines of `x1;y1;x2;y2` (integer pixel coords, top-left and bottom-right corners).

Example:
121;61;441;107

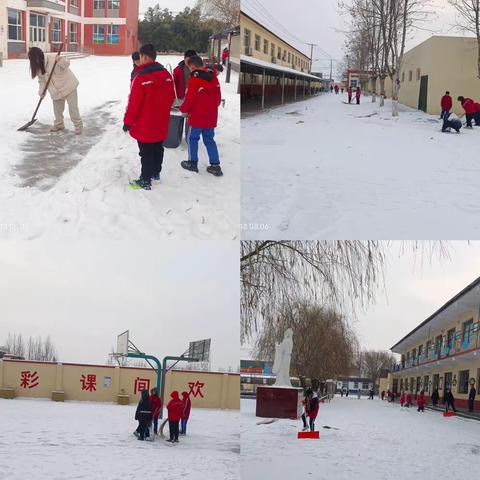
242;93;480;239
0;55;239;240
0;398;239;479
241;396;480;479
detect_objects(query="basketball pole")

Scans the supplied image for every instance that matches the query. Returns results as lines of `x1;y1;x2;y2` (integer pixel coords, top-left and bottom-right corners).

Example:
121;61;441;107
127;353;163;395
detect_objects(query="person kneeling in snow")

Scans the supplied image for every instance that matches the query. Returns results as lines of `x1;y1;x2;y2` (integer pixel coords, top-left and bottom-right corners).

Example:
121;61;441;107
123;43;175;191
166;391;183;443
134;389;152;441
180;391;191;435
442;112;462;133
179;56;223;177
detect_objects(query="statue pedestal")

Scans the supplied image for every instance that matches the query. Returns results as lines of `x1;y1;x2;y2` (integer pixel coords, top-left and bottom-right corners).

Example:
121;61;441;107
256;386;303;419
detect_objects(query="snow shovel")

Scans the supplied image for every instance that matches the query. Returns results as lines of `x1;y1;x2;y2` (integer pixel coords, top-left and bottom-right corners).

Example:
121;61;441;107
18;43;64;131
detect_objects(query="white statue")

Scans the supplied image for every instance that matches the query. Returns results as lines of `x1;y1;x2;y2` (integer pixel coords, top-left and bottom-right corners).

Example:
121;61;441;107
272;328;293;387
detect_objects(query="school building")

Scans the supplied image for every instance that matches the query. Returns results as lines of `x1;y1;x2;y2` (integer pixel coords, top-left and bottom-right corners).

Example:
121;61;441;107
240;9;321;112
389;276;480;411
0;359;240;409
398;36;480;115
0;0;139;60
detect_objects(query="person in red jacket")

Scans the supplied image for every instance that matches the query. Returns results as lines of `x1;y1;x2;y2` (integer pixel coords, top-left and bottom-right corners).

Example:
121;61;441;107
173;49;197;100
416;390;425;412
149;387;162;435
307;390;320;432
405;392;412;407
179;55;223;177
400;391;406;407
475;102;480;126
355;86;361;105
221;47;230;66
440;91;452;120
180;391;192;435
458;95;477;128
348;86;353;104
123;44;175;190
166;390;183;443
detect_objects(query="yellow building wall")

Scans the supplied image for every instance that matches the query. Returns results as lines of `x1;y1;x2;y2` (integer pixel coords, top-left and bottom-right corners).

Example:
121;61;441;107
399;36;480;115
240;13;310;72
0;360;240;409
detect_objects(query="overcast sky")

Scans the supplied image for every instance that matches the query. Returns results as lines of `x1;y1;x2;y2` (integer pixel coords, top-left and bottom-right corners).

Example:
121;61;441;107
242;242;480;359
139;0;195;16
0;241;239;371
242;0;467;79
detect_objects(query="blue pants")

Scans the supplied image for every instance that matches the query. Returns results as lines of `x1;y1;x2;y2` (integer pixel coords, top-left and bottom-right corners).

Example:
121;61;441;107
153;418;158;434
440;109;450;120
187;127;220;165
180;418;188;434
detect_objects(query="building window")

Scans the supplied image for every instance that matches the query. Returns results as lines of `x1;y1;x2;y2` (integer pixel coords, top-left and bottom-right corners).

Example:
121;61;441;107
107;24;119;44
270;43;275;58
446;328;455;349
277;46;281;60
434;335;442;354
263;39;268;54
458;370;469;394
243;29;250;48
30;13;46;43
69;22;78;44
423;375;429;393
353;381;358;388
416;68;421;81
362;382;369;389
52;18;62;43
408;70;413;82
7;9;22;41
108;0;120;8
93;24;105;43
288;52;291;63
425;340;431;358
462;319;474;345
254;34;260;51
401;71;405;82
94;0;105;9
70;0;79;7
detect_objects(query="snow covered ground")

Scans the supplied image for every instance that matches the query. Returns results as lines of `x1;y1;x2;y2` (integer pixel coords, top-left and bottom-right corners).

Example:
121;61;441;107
241;396;480;479
242;93;480;239
0;398;239;479
0;55;239;240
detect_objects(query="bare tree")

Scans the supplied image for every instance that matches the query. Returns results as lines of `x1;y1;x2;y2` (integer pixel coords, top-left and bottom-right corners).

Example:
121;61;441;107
5;333;57;361
449;0;480;78
255;301;359;385
241;241;450;342
359;349;396;387
5;333;25;358
196;0;240;28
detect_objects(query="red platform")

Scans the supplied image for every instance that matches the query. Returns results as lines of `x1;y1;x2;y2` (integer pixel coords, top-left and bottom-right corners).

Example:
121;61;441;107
256;386;303;419
298;431;320;439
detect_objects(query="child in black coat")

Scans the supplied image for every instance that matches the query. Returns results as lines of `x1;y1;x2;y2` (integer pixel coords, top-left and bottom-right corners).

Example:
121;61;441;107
134;389;152;441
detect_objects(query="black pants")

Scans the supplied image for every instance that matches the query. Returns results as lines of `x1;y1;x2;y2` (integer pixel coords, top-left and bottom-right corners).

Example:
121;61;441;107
137;141;164;182
356;97;360;105
466;113;475;128
137;419;150;440
169;420;179;441
469;398;475;412
302;413;307;428
445;400;456;412
309;417;315;432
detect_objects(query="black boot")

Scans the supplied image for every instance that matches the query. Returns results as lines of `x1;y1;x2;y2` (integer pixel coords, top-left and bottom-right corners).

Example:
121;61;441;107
207;165;223;177
181;161;199;173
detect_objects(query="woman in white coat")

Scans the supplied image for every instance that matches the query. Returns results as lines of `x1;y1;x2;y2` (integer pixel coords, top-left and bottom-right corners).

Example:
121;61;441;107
28;47;83;134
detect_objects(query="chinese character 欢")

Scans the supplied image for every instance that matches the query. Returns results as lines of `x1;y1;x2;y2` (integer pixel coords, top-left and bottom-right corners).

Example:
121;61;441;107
134;377;150;395
20;370;39;389
188;381;205;398
80;374;97;392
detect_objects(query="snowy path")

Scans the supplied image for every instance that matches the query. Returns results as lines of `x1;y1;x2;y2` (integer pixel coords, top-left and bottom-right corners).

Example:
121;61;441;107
242;94;480;239
241;397;479;479
0;56;239;240
0;399;239;479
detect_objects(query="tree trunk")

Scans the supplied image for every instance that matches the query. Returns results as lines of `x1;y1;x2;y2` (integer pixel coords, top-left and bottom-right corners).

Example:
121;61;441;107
371;76;377;103
379;76;385;107
392;73;400;117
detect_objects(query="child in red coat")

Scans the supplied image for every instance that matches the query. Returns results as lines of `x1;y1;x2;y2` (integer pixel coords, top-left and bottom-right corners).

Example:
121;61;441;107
149;387;162;435
440;91;452;120
180;391;192;435
179;55;223;177
355;87;361;105
417;390;425;412
400;392;406;407
405;392;412;407
166;390;183;443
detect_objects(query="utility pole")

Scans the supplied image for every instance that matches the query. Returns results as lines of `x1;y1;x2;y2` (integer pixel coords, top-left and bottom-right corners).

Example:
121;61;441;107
307;43;317;73
329;59;333;85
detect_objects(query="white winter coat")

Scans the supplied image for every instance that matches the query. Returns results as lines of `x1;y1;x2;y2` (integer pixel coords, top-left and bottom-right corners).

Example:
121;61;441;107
38;53;79;101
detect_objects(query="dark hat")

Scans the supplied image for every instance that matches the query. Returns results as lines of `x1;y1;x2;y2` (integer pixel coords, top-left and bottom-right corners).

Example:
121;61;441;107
132;51;140;61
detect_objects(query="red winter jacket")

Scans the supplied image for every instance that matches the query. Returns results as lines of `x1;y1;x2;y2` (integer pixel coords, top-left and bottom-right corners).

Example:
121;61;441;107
149;394;162;419
356;89;361;98
124;62;175;143
179;68;222;129
406;393;412;404
461;98;476;114
400;394;405;405
222;49;230;61
348;87;352;96
173;61;189;99
475;103;480;113
417;393;425;408
181;392;192;420
167;391;183;422
441;95;452;111
307;394;320;420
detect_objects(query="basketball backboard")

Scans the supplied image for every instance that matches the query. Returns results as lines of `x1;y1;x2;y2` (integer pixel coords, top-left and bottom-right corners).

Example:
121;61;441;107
188;338;211;362
116;330;129;356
